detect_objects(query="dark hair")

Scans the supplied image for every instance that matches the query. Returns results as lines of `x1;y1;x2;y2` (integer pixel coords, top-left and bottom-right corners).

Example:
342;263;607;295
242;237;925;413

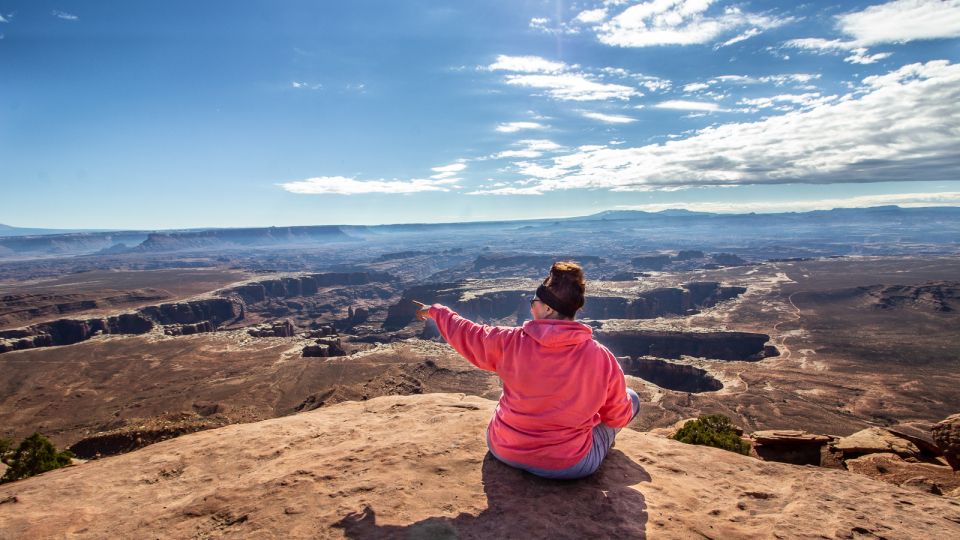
540;261;585;318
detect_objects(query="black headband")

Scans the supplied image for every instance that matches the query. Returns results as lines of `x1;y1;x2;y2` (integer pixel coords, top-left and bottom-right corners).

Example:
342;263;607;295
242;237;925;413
536;284;578;318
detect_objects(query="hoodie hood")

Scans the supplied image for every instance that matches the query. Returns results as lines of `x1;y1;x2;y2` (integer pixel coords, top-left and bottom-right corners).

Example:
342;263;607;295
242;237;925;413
521;319;593;348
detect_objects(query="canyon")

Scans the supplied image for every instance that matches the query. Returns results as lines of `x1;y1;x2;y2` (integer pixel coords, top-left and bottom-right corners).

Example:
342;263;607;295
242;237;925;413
0;209;958;534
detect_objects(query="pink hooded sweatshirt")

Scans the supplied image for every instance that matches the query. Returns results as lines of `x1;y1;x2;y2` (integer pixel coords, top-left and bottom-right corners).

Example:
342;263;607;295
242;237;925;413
429;304;635;470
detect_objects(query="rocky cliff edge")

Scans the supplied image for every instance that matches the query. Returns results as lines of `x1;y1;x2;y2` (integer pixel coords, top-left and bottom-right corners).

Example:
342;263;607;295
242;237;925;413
1;393;959;539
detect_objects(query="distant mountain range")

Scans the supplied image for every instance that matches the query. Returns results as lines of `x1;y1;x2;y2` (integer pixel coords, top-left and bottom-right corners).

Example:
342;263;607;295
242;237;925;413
1;205;958;261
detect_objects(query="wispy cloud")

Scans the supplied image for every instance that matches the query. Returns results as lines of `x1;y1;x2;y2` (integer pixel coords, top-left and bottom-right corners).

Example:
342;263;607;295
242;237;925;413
471;61;960;194
681;73;821;96
490;139;564;159
279;176;456;195
737;93;837;112
291;81;322;90
785;1;960;63
717;27;762;48
838;0;960;46
616;192;960;213
487;55;567;73
431;162;466;173
486;55;642;102
52;10;78;21
784;38;892;64
655;100;725;112
683;82;711;92
574;8;608;24
503;73;640;102
429;162;467;179
593;0;792;47
495;121;547;133
581;111;637;123
844;49;892;65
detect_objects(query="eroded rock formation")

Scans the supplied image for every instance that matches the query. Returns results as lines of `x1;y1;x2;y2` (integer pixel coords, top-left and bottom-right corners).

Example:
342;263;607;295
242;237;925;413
247;320;296;338
598;329;775;361
750;430;833;466
619;357;723;393
0;298;241;353
933;413;960;470
386;281;747;331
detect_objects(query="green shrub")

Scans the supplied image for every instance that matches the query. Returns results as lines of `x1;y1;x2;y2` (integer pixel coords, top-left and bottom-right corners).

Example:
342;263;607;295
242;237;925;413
0;433;74;484
672;414;751;455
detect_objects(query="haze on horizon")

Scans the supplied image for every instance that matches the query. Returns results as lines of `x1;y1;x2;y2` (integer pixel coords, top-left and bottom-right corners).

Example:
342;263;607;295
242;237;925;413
1;0;960;229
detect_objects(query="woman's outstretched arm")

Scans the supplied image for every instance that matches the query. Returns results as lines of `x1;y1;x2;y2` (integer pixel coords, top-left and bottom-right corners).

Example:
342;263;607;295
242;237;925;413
416;302;512;372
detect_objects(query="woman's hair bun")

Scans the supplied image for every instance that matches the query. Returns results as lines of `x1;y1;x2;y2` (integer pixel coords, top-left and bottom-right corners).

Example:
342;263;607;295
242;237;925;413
544;260;586;315
549;261;585;289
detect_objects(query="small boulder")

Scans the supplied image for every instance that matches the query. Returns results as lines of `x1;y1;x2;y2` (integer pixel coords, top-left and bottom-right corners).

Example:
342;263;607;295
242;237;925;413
751;430;833;466
886;422;942;457
834;427;920;458
931;413;960;470
844;453;960;496
900;476;943;496
751;430;832;446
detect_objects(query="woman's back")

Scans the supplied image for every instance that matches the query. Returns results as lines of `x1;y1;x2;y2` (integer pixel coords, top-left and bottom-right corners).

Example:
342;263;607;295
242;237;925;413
428;305;633;470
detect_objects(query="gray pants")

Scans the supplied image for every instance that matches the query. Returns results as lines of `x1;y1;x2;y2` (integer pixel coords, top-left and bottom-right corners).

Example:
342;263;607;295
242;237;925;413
489;388;641;480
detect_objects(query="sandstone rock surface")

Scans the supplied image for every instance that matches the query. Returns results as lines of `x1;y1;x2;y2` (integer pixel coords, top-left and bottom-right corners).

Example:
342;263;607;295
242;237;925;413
887;422;942;457
845;453;960;496
933;414;960;470
1;394;959;539
835;427;921;458
751;430;831;445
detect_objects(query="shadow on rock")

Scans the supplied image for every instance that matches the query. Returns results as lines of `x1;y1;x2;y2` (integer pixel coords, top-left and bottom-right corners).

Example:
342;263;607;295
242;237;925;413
334;449;650;539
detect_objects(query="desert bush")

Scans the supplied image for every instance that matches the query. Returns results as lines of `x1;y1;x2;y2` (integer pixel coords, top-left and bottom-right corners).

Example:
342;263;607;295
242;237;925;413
0;433;74;484
672;414;751;455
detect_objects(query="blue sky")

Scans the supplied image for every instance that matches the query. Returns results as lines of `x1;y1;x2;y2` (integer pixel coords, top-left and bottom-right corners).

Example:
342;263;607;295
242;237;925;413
1;0;959;228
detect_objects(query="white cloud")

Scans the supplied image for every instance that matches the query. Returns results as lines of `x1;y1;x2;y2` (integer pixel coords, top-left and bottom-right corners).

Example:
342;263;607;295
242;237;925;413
575;8;609;24
683;73;821;95
291;81;322;90
485;55;651;102
655;100;725;112
718;27;762;47
490;139;564;160
487;55;567;74
581;111;637;123
496;121;547;133
519;139;563;152
467;185;546;196
785;37;858;52
0;14;7;23
838;0;960;46
616;192;960;213
504;73;640;101
529;16;583;35
683;82;711;92
478;61;960;194
595;0;791;47
738;93;837;111
845;48;892;65
52;10;78;21
786;1;960;63
279;176;455;195
431;162;467;174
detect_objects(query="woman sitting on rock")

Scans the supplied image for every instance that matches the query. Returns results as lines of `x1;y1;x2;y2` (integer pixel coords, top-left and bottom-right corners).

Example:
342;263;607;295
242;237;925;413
415;261;640;479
